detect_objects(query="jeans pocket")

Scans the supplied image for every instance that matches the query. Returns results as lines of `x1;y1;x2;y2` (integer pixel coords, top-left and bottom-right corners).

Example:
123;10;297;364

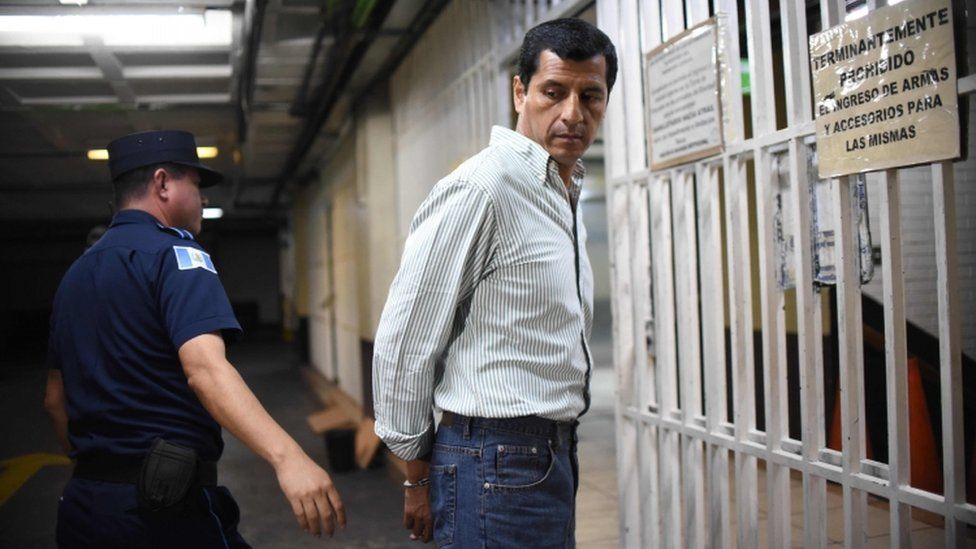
430;464;456;548
490;440;555;490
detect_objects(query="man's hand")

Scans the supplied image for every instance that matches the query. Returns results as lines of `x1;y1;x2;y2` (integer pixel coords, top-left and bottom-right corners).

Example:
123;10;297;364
179;333;348;537
403;458;432;542
43;369;72;455
404;485;432;542
274;450;346;537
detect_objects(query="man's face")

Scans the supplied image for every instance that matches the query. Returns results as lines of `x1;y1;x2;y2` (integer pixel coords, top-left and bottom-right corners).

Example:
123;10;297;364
161;167;207;235
514;50;608;173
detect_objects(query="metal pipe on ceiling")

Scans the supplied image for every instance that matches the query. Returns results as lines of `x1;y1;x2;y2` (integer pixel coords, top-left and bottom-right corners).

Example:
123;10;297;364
267;0;451;210
267;0;396;210
236;0;267;142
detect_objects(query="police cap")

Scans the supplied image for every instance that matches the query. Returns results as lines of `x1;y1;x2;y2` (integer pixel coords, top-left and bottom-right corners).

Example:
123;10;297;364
107;130;223;187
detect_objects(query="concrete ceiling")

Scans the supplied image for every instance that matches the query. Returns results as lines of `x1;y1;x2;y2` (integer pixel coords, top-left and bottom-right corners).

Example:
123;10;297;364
0;0;439;226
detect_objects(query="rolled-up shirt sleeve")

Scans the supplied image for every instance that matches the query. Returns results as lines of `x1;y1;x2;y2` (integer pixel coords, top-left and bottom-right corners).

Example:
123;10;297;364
372;180;496;460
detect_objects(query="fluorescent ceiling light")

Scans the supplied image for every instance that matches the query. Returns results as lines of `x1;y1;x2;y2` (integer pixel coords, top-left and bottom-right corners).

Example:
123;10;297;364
87;146;219;160
202;208;223;219
59;0;88;5
0;10;231;47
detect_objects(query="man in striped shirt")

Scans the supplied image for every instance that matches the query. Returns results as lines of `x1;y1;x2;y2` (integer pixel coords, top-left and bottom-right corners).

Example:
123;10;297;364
373;18;616;547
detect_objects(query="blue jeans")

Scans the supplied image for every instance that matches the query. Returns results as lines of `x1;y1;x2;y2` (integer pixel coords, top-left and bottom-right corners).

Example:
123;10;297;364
56;478;250;548
430;413;579;548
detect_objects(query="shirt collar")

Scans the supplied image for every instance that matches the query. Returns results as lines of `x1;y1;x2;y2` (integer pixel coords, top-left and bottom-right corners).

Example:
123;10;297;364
109;209;163;228
489;126;587;192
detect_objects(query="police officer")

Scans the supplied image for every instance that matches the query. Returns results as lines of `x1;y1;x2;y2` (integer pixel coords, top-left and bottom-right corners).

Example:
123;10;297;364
44;130;345;548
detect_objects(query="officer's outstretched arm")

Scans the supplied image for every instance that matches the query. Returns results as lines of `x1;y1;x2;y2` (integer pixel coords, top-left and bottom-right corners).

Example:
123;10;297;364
179;332;347;538
44;369;72;455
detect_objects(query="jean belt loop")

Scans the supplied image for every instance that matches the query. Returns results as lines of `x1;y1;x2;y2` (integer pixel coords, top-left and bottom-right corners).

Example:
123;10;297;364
463;415;472;439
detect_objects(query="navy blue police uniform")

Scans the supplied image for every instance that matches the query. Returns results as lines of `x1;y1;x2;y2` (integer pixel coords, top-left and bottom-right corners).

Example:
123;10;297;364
48;131;250;548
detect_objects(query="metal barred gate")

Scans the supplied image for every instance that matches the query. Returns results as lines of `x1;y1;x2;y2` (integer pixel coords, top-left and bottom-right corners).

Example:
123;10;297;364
599;0;975;547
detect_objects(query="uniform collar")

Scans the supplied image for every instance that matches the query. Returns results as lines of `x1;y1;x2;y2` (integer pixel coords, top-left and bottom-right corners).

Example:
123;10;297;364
110;209;163;228
110;209;195;240
489;126;587;193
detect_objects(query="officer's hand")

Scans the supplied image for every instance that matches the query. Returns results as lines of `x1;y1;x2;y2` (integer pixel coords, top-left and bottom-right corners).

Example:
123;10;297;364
275;450;346;537
403;485;432;543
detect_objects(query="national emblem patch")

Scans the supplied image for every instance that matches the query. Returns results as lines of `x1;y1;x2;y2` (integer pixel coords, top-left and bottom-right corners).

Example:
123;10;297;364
173;246;217;274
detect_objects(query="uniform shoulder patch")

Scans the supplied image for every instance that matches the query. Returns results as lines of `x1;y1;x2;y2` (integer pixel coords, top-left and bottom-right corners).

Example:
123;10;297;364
173;246;217;274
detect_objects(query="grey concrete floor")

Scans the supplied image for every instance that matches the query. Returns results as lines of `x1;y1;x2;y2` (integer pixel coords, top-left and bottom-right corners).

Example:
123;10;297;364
0;334;619;548
0;338;410;548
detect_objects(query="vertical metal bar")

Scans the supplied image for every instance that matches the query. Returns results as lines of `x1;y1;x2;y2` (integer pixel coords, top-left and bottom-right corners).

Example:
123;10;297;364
612;184;636;409
620;0;647;173
637;0;661;184
639;422;661;549
632;182;656;412
598;0;628;180
661;0;685;40
932;161;964;548
723;155;758;549
788;138;822;549
598;2;633;546
878;169;911;548
698;162;730;549
619;418;642;549
819;0;845;29
716;0;744;143
634;182;660;549
743;1;787;545
629;180;654;548
779;0;812;125
685;0;709;26
673;169;705;549
638;0;662;53
609;183;640;546
651;175;681;549
744;0;776;134
754;146;791;549
834;174;867;549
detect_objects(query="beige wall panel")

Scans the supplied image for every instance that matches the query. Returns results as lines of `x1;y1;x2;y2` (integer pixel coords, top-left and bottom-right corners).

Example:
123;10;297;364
292;194;311;317
356;93;400;337
390;0;497;246
330;157;364;405
306;179;334;380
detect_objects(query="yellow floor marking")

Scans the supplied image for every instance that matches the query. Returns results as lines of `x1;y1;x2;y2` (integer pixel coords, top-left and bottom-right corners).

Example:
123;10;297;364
0;453;71;506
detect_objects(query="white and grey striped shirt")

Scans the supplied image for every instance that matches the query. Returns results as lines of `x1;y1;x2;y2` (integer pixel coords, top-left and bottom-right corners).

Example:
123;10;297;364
372;126;593;461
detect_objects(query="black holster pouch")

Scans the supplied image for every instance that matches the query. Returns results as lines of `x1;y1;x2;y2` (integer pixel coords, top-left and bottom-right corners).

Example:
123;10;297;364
137;438;198;513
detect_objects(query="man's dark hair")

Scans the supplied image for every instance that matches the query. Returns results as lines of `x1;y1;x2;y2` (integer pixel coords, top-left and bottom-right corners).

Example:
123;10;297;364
112;162;187;207
517;18;618;95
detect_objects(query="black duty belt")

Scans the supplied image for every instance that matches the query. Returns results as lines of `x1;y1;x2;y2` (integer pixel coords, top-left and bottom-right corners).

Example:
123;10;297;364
73;454;217;486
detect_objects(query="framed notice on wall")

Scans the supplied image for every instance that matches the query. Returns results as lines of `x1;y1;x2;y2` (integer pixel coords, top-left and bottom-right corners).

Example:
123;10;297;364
809;0;959;178
645;18;724;171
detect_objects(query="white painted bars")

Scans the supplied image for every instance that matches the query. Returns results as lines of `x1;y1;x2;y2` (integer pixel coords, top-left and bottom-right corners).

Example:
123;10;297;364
602;0;976;546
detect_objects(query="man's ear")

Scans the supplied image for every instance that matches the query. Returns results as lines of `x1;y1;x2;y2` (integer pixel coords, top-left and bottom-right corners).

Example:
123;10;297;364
512;75;526;114
151;167;169;199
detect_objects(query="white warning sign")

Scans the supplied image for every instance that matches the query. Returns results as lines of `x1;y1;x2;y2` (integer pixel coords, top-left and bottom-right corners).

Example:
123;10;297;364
809;0;959;178
646;19;724;171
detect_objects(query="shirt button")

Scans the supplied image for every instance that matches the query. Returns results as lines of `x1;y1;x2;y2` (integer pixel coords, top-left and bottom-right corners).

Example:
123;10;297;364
531;447;538;454
498;445;505;453
483;482;490;490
